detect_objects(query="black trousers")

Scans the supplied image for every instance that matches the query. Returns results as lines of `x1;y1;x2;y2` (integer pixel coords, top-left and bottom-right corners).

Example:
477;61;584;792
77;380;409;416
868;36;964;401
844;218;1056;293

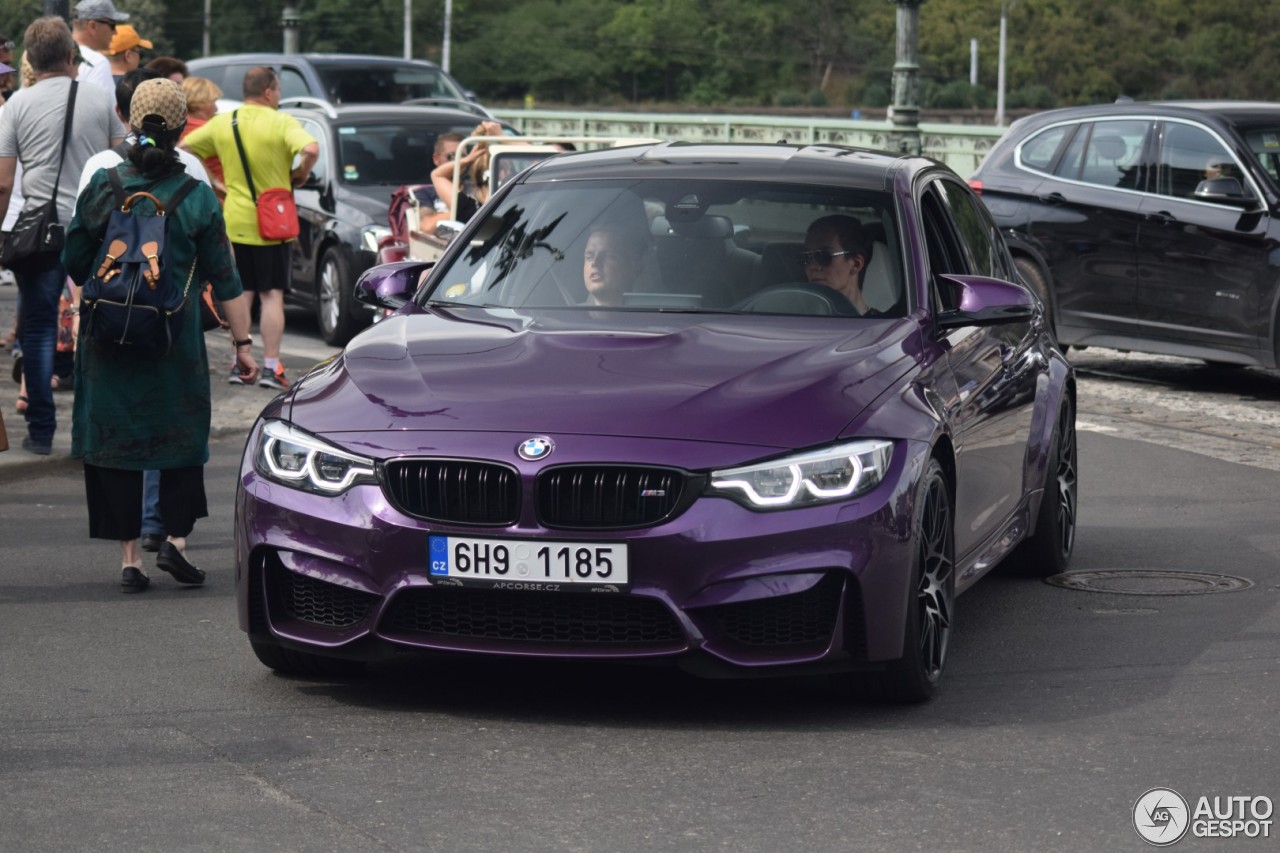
84;464;208;540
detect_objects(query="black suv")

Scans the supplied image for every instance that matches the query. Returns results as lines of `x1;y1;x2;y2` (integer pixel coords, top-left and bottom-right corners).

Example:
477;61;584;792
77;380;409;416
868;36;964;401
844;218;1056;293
186;53;490;117
970;101;1280;368
285;103;486;344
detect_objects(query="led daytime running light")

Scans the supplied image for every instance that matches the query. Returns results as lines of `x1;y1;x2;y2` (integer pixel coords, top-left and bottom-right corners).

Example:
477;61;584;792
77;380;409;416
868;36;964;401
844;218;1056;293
259;420;376;494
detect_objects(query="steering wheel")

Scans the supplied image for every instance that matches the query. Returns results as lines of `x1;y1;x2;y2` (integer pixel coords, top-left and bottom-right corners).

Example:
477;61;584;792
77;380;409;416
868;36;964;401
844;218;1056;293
732;283;858;316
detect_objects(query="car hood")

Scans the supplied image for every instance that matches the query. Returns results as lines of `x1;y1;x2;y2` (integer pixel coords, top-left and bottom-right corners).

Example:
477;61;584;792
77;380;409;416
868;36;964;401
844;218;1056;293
287;307;920;450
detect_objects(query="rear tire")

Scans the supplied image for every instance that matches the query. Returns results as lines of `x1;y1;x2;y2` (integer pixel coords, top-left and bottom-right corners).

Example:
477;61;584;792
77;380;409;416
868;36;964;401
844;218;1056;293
1014;255;1054;334
877;459;955;704
1006;397;1077;577
315;248;364;346
250;640;365;678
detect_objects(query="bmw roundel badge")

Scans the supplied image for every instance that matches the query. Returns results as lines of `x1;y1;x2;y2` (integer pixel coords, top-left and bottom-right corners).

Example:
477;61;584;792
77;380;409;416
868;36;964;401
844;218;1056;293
517;436;555;461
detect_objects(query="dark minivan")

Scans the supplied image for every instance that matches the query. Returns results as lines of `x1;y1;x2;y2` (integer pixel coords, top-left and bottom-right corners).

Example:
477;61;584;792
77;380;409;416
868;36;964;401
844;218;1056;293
970;101;1280;367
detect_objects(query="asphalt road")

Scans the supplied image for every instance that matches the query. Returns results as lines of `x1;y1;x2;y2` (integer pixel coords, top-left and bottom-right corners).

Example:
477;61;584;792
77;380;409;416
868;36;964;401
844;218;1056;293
1;287;1278;851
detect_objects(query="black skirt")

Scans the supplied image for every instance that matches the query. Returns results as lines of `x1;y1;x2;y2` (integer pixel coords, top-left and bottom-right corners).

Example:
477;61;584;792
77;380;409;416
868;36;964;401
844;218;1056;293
83;464;208;540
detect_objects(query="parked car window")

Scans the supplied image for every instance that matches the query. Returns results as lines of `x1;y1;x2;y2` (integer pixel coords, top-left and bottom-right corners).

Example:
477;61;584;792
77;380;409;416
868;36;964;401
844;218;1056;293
1242;128;1280;183
311;62;465;104
1018;124;1071;172
279;67;309;100
297;118;327;183
1074;120;1149;190
336;122;472;186
1154;122;1236;200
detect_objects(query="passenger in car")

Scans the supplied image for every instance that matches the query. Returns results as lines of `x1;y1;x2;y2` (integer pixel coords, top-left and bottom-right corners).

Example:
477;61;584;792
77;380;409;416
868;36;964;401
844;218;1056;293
582;226;646;306
802;215;874;315
415;132;462;234
430;120;502;223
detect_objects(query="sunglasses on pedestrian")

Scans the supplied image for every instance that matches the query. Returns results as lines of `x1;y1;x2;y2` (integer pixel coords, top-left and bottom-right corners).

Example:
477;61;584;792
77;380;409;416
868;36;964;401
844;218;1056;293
95;19;118;30
799;249;852;268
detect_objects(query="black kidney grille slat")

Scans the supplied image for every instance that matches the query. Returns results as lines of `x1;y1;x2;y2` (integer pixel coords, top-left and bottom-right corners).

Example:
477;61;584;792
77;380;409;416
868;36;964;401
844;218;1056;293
384;459;519;525
538;466;685;528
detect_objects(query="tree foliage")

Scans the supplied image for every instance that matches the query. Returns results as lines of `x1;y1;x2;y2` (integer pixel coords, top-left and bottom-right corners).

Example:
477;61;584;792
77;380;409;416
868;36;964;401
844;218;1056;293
0;0;1275;109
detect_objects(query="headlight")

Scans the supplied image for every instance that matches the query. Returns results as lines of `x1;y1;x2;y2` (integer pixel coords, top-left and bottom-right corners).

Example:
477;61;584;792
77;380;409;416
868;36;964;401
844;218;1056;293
707;440;893;510
255;420;377;495
361;224;392;253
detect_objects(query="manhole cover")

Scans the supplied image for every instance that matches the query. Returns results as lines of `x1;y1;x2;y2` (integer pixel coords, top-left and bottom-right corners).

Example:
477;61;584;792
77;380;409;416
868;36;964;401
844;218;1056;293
1046;570;1253;595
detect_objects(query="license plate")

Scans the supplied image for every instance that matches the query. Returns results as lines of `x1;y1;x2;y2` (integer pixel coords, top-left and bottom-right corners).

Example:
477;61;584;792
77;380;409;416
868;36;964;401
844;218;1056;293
428;535;628;588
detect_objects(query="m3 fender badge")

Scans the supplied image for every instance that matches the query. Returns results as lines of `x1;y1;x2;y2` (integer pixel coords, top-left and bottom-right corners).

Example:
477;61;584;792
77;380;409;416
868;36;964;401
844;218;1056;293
517;436;555;461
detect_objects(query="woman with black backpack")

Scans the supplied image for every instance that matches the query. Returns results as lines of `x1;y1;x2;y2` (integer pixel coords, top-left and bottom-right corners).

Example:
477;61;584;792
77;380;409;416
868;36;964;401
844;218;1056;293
63;78;258;592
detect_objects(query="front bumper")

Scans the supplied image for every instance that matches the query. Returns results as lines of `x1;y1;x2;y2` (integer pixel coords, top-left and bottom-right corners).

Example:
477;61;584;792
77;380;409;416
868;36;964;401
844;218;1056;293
235;426;928;677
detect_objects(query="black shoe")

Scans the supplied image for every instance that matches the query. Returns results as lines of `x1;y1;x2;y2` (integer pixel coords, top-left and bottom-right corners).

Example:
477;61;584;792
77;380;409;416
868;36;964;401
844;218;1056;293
156;541;205;585
140;533;165;553
120;566;151;593
21;436;51;456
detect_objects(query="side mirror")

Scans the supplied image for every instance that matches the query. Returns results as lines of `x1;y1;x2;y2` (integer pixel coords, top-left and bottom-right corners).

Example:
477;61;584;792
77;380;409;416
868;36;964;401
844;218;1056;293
1193;176;1257;208
935;274;1036;330
354;260;435;312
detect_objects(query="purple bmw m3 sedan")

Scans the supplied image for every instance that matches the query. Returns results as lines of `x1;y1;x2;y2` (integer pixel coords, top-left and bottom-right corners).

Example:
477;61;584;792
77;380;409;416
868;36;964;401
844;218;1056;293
235;142;1077;702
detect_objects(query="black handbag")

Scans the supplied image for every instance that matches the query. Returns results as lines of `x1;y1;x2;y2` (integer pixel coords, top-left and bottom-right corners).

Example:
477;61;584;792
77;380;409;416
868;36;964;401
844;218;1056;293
0;82;77;267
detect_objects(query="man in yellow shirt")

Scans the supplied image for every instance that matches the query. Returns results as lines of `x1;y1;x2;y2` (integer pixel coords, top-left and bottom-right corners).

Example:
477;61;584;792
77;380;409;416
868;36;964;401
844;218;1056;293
182;66;318;390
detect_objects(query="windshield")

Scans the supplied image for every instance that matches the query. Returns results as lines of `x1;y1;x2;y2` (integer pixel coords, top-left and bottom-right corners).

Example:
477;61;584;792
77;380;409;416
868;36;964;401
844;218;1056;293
312;62;466;104
424;179;905;317
338;122;475;186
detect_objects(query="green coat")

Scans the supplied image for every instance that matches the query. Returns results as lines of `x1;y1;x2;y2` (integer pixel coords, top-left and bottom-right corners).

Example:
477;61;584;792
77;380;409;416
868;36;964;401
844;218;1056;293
63;162;243;470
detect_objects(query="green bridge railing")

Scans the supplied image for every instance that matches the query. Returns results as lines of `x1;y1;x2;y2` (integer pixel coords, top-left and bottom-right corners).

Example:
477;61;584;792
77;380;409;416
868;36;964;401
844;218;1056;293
490;109;1006;177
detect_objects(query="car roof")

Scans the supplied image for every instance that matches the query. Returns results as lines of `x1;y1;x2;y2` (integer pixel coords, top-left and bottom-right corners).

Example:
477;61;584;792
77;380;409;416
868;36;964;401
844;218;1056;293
517;141;935;189
283;103;484;123
1009;100;1280;131
189;52;445;70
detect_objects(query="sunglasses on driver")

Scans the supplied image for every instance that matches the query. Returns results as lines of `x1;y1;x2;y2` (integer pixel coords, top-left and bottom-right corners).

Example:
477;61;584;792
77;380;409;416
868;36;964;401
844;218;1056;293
799;249;852;268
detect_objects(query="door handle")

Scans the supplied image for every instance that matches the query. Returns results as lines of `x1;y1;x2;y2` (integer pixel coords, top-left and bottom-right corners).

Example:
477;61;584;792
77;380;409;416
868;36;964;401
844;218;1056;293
1146;210;1177;225
1038;192;1066;205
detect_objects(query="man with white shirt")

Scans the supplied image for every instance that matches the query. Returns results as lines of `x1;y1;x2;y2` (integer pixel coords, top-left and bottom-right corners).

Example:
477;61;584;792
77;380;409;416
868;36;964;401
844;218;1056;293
70;0;128;93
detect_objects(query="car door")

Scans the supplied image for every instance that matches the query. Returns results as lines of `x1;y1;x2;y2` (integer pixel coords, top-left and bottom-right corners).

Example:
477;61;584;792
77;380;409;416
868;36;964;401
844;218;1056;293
1136;119;1272;355
922;178;1039;563
1027;118;1152;340
290;115;333;301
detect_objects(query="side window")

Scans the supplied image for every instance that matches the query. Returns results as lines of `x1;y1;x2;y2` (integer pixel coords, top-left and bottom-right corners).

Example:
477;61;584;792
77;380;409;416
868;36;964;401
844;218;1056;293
1071;120;1150;190
938;179;997;278
1156;122;1237;200
298;119;327;183
279;67;309;100
1018;124;1071;172
919;185;970;311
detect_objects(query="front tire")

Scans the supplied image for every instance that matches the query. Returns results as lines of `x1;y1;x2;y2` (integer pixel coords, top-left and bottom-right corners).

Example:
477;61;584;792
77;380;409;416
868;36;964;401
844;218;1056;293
315;248;364;346
878;459;955;704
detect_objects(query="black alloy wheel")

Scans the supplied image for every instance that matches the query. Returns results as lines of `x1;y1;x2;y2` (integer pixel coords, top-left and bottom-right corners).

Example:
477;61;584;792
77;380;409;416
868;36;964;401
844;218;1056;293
1007;398;1078;577
879;458;955;703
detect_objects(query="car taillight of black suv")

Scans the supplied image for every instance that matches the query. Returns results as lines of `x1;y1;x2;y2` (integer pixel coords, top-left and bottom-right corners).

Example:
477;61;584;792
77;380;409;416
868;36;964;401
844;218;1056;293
970;100;1280;368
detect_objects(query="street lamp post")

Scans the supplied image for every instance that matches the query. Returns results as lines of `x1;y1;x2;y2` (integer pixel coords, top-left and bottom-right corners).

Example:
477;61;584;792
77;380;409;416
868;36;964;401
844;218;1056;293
888;0;924;154
281;3;301;54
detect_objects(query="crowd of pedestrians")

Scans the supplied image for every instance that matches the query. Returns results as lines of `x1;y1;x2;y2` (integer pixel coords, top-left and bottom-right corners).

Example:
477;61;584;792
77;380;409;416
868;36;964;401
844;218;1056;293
0;1;316;593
